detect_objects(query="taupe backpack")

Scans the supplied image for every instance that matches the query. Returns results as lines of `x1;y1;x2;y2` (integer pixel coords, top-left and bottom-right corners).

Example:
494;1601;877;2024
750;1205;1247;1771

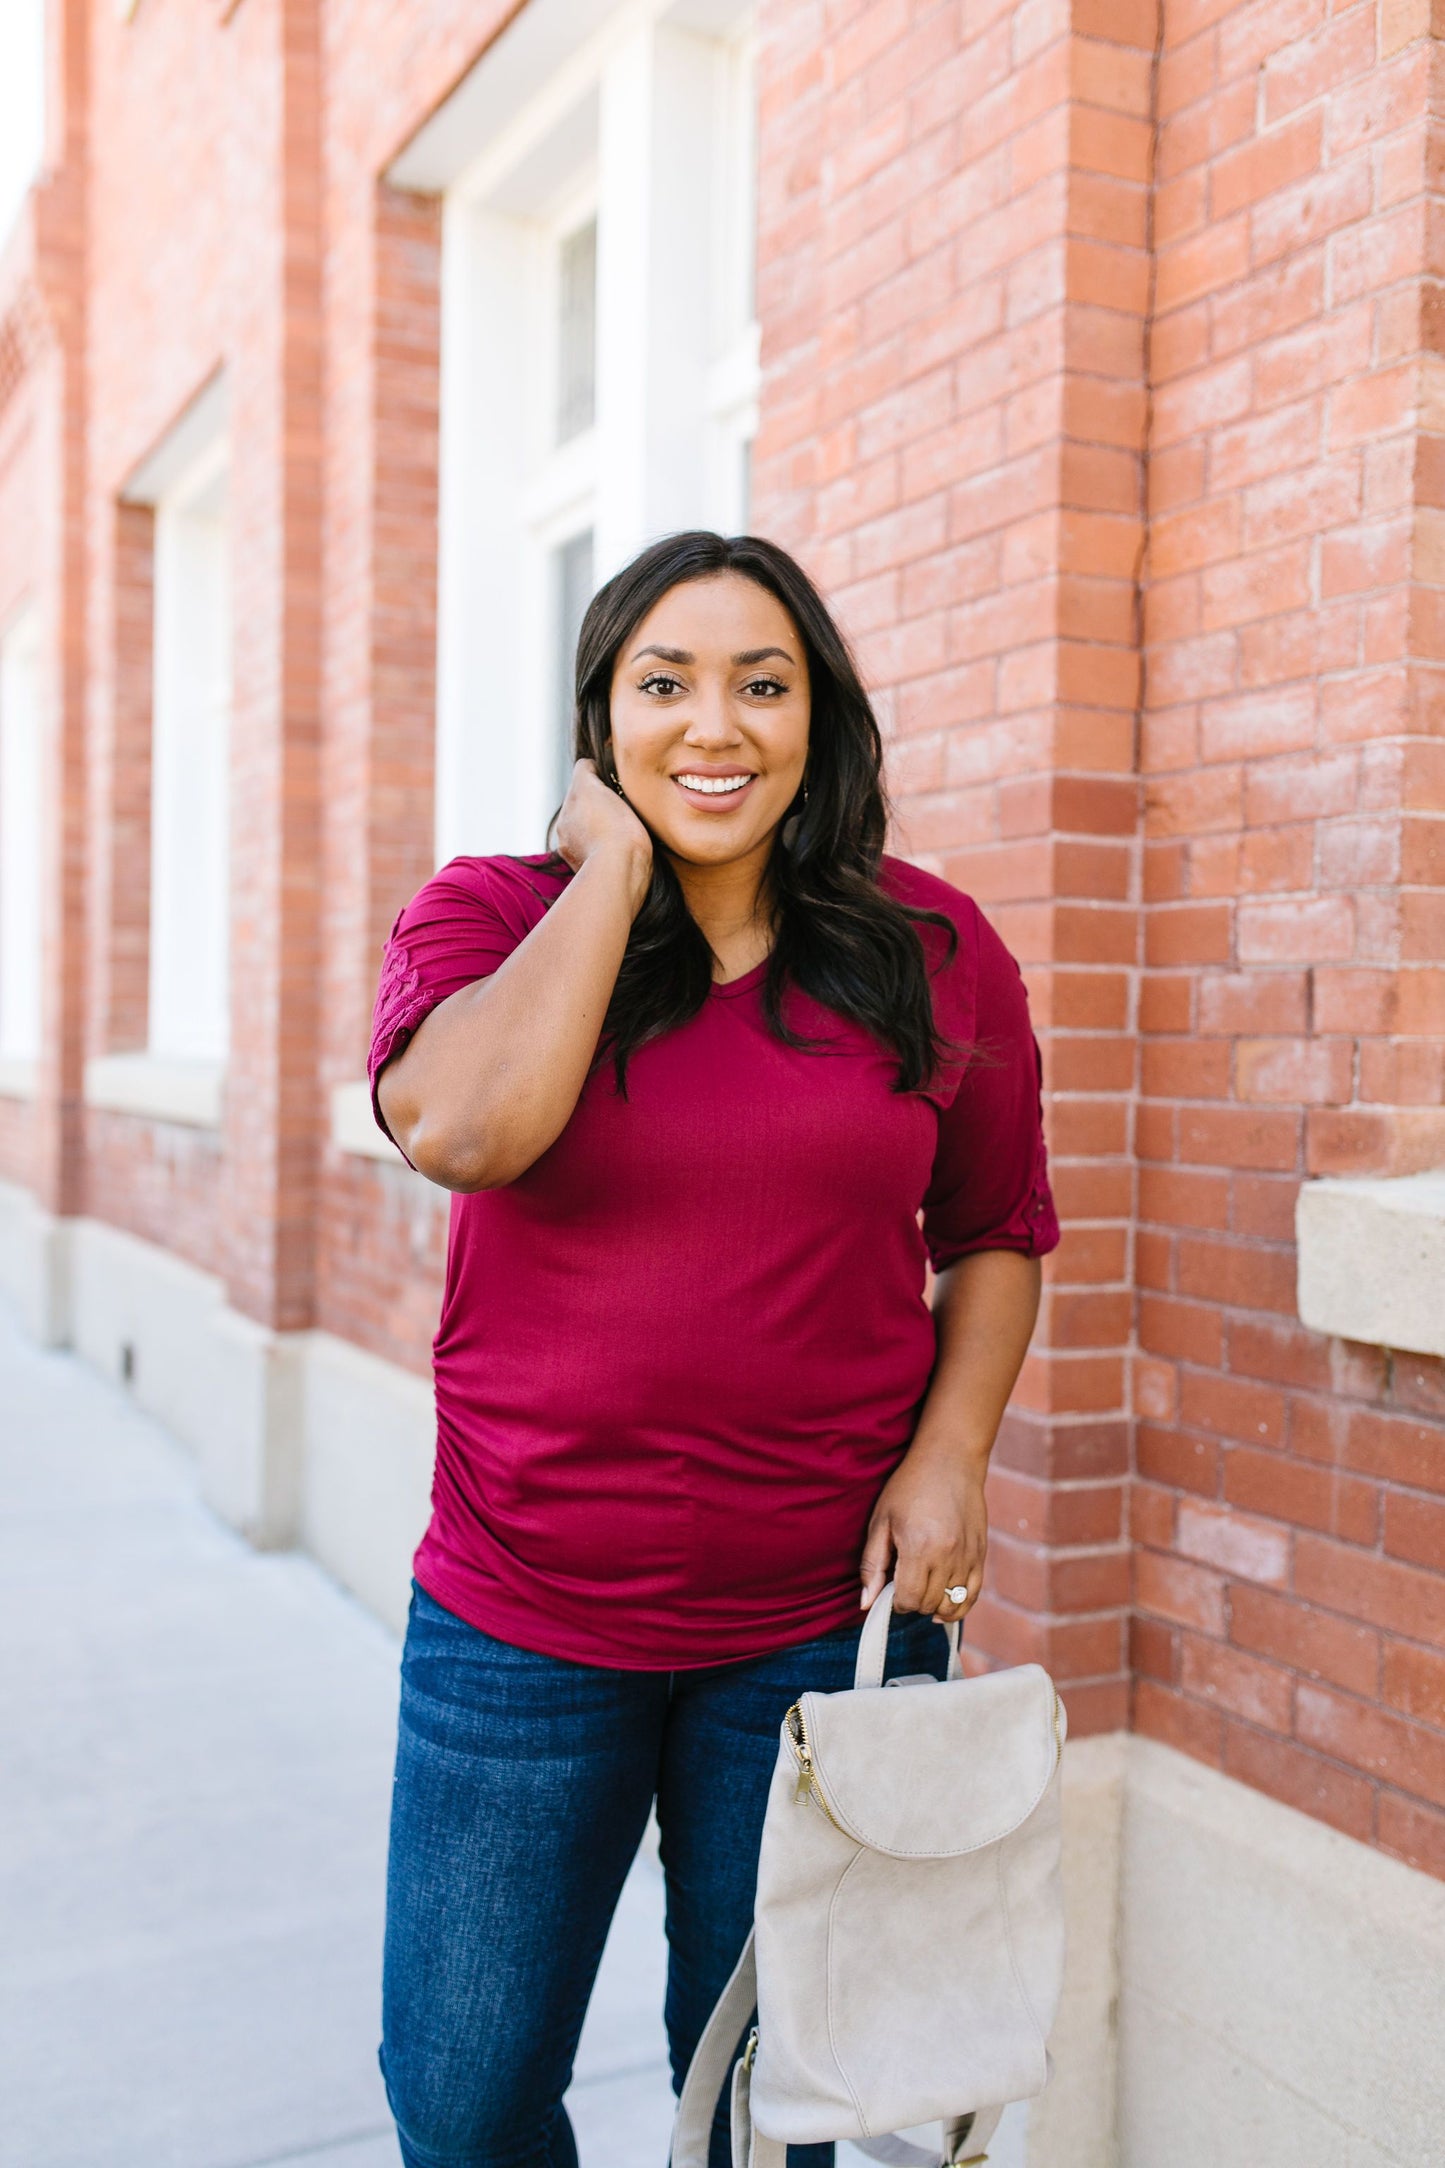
671;1581;1067;2167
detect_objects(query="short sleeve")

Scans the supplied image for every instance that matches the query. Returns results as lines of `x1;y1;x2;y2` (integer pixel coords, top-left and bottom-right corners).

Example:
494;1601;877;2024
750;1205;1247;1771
921;910;1060;1270
366;855;560;1168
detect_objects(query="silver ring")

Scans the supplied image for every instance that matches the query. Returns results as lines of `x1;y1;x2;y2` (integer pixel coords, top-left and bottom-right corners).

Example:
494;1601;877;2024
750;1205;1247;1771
945;1584;969;1605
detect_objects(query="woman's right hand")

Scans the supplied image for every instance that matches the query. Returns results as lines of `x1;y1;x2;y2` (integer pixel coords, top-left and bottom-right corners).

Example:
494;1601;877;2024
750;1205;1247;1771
379;761;653;1190
556;759;653;912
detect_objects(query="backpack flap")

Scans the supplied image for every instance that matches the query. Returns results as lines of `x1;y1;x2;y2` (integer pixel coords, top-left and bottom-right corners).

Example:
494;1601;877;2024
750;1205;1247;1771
795;1663;1062;1858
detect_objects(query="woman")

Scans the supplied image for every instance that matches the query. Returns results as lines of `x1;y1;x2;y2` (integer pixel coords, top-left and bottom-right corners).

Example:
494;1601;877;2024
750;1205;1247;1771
368;531;1060;2168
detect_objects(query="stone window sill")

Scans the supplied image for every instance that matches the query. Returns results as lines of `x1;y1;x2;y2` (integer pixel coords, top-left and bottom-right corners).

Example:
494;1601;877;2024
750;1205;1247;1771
330;1077;412;1165
0;1058;38;1101
1296;1170;1445;1361
84;1053;224;1130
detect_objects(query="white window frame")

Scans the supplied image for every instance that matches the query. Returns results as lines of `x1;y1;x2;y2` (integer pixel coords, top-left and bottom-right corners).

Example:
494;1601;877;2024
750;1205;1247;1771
146;438;231;1066
0;600;45;1095
90;376;231;1128
0;0;45;249
396;0;760;865
521;175;602;833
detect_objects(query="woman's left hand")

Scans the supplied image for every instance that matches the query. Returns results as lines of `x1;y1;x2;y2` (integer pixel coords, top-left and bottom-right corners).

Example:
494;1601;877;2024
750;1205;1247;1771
859;1446;989;1626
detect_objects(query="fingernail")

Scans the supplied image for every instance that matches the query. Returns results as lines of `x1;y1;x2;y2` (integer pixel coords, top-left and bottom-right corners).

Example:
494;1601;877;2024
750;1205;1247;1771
859;1589;871;1609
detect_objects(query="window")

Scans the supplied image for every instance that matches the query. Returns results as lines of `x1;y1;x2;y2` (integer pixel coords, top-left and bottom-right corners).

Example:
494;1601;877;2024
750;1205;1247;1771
0;0;44;250
408;0;759;862
556;218;597;443
148;444;231;1061
0;603;44;1067
118;377;232;1075
553;526;594;801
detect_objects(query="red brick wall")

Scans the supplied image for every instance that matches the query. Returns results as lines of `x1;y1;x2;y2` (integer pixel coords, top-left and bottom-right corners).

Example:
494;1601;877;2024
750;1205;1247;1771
0;233;45;1189
215;0;325;1329
317;1156;450;1374
0;0;87;1214
312;185;450;1346
0;1090;33;1176
81;1109;227;1280
1131;0;1445;1879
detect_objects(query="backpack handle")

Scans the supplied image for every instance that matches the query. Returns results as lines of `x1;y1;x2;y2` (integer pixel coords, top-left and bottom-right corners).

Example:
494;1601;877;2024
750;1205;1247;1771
855;1578;963;1690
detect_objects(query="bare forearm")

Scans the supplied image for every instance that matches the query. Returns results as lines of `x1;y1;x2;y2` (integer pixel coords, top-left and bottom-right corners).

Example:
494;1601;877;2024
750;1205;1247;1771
859;1249;1042;1618
910;1250;1043;1471
380;843;648;1190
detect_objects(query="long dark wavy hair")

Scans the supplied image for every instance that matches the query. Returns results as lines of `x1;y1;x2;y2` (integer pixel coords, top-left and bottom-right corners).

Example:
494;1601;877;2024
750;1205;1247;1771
546;530;966;1096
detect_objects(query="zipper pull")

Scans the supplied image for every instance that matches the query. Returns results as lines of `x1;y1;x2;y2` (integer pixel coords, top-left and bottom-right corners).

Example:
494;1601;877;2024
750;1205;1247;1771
785;1701;813;1803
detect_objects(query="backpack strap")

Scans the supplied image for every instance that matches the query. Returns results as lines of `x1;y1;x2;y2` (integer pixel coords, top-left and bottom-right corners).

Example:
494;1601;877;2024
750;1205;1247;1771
671;1929;761;2168
729;2028;787;2168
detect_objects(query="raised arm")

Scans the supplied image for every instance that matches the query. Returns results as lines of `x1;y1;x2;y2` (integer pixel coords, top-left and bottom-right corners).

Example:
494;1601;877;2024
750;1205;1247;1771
377;763;652;1192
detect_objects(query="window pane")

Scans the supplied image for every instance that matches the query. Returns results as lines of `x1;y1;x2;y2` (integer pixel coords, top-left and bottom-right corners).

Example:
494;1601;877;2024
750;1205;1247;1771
0;0;44;251
556;219;597;444
554;528;594;803
150;489;231;1062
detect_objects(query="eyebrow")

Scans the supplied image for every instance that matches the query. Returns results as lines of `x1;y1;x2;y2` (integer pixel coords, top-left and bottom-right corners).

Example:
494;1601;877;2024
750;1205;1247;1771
631;643;796;667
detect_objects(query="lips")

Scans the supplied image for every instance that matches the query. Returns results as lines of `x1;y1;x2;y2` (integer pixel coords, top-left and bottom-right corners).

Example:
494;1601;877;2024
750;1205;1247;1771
671;770;758;809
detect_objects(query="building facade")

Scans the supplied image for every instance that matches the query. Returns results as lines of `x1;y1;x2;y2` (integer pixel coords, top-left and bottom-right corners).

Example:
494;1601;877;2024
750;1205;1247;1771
1;0;1443;2158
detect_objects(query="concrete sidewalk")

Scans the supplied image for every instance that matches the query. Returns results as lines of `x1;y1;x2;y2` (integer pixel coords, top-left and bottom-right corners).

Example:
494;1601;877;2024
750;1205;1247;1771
0;1300;675;2168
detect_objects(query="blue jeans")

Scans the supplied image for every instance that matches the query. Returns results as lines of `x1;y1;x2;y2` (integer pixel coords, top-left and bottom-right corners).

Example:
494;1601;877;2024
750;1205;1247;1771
379;1581;948;2168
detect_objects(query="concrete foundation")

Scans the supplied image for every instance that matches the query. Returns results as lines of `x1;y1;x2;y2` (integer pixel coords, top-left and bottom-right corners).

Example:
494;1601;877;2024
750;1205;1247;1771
0;1176;71;1347
1118;1736;1445;2168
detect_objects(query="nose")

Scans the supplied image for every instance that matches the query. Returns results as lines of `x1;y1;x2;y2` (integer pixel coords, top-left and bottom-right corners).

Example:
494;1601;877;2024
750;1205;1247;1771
682;684;744;749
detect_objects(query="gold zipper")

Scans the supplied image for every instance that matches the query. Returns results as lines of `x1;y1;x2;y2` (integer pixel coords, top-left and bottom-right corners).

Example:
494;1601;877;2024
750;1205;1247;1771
785;1701;845;1830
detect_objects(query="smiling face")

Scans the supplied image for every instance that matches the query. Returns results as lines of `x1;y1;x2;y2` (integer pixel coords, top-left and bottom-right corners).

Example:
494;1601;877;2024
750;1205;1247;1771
607;573;811;869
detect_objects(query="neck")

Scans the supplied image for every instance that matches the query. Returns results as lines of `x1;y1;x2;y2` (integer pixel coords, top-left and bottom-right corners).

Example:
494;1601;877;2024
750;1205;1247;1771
668;835;777;968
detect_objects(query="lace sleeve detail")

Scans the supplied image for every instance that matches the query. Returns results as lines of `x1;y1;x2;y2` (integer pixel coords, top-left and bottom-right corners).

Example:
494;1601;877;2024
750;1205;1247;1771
371;938;425;1054
367;939;434;1166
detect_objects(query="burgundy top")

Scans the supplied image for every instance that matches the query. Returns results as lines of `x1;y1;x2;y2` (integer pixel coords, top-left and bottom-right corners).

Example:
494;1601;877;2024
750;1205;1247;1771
368;851;1060;1669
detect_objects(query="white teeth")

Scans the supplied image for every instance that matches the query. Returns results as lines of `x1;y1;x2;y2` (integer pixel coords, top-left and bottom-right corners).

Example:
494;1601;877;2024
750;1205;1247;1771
676;773;753;795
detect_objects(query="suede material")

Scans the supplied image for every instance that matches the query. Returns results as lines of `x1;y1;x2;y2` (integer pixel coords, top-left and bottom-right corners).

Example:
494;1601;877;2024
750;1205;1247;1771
797;1663;1059;1856
749;1668;1066;2148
